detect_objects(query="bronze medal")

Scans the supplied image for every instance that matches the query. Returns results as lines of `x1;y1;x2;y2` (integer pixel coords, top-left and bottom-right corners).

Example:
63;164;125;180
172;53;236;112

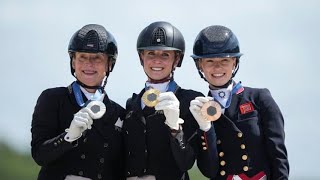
201;101;222;121
142;89;160;107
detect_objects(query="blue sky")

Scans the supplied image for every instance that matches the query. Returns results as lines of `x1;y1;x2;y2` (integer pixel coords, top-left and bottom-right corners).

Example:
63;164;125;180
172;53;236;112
0;0;319;178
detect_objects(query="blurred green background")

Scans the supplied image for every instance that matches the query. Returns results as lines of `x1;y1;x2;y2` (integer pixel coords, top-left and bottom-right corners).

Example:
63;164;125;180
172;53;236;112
0;141;208;180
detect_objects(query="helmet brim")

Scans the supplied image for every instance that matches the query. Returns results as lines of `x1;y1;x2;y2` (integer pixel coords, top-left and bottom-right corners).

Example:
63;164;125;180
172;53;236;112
191;53;243;59
138;46;182;52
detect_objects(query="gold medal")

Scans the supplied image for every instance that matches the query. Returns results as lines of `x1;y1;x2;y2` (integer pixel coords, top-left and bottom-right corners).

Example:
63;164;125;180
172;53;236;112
201;101;222;121
142;88;160;107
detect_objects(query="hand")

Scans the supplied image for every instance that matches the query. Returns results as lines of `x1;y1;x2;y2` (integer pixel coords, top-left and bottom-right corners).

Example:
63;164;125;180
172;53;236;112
64;109;93;142
155;92;184;130
189;96;213;132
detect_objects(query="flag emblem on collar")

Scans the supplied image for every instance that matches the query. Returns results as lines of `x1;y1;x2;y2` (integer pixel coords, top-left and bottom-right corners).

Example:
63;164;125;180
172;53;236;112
239;102;254;114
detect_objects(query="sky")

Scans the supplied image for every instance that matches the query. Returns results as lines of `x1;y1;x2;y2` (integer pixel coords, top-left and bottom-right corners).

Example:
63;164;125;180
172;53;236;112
0;0;319;178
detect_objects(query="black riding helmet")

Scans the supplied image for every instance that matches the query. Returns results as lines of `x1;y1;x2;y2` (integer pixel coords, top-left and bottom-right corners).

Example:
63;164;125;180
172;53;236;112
191;25;243;79
68;24;118;77
137;21;185;67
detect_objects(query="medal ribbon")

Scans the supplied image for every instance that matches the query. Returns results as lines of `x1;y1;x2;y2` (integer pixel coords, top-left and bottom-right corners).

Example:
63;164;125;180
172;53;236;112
72;81;104;107
145;80;179;93
212;82;243;109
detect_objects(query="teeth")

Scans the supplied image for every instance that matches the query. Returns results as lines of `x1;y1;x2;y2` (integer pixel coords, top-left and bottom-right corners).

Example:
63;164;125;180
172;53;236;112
213;73;224;77
83;70;95;74
151;67;163;71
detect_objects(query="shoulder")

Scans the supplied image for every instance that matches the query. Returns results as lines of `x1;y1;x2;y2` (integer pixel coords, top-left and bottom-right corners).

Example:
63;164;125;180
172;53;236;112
242;86;271;98
177;88;204;102
242;86;277;109
109;99;125;111
38;87;69;100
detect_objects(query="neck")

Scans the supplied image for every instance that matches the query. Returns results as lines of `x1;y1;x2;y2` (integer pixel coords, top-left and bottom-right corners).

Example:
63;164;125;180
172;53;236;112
209;79;233;89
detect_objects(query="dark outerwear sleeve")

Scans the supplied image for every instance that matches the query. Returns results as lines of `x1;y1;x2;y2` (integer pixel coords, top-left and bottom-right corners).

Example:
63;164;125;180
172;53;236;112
195;126;219;178
169;128;195;172
171;89;219;178
258;88;289;179
31;89;75;166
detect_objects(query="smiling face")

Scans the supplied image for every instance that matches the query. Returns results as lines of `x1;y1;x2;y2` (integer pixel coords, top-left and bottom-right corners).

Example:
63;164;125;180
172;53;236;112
72;52;109;90
140;50;179;82
198;57;236;87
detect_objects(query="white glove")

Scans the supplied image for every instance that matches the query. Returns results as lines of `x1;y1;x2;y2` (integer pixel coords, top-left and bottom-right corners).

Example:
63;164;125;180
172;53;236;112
64;109;93;142
189;96;213;132
155;92;184;130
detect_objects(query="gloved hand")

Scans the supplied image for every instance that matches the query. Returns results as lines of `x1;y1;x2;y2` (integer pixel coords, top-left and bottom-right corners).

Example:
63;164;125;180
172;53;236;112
155;92;184;130
189;96;213;132
64;109;93;142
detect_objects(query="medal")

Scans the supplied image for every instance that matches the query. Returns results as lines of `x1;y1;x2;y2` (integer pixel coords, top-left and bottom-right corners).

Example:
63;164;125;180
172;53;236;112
201;101;222;121
142;88;161;107
83;100;106;119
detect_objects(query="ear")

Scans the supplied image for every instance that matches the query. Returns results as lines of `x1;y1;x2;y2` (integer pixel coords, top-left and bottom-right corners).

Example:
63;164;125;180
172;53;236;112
197;60;203;72
71;59;75;69
232;58;237;69
173;55;181;68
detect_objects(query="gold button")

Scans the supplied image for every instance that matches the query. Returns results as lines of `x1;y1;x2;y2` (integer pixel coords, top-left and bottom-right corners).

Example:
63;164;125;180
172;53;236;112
217;139;221;144
237;132;243;138
78;171;83;176
201;136;205;140
242;155;248;160
54;142;58;146
220;170;226;176
219;152;224;157
243;166;249;171
100;158;104;163
104;143;108;148
203;147;207;150
220;160;226;166
240;144;246;149
97;174;102;179
202;142;206;146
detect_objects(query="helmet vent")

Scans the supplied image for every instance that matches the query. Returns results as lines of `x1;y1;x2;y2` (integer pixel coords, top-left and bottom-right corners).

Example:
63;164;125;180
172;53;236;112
83;30;99;49
151;28;166;45
204;26;230;49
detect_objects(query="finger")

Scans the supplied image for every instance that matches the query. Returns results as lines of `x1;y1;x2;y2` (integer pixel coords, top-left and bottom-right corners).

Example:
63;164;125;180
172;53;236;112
74;117;88;128
190;104;201;112
157;92;177;102
87;118;93;129
155;101;178;110
195;96;211;103
190;99;204;107
177;118;184;124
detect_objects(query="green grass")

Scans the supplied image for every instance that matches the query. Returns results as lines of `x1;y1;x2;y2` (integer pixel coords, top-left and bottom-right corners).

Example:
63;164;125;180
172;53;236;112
188;165;210;180
0;143;40;180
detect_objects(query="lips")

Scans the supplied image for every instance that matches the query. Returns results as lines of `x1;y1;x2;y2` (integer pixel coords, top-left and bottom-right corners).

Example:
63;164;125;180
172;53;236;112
82;70;97;75
212;73;225;77
151;67;164;71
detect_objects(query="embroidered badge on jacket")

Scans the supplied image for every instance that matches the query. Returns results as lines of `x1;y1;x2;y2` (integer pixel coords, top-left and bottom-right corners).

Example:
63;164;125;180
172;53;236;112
239;102;254;114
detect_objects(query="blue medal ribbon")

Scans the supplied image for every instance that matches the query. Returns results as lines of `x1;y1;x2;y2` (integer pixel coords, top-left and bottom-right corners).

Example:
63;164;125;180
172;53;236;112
145;80;179;93
72;82;104;107
212;82;243;109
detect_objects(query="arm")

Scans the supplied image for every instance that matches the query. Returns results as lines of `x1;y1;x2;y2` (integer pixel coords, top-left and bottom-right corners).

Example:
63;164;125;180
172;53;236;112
259;89;289;179
189;96;219;178
31;89;75;166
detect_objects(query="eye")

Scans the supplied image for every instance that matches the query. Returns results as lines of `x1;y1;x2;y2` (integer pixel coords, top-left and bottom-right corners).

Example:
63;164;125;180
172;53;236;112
147;51;155;55
162;53;170;57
